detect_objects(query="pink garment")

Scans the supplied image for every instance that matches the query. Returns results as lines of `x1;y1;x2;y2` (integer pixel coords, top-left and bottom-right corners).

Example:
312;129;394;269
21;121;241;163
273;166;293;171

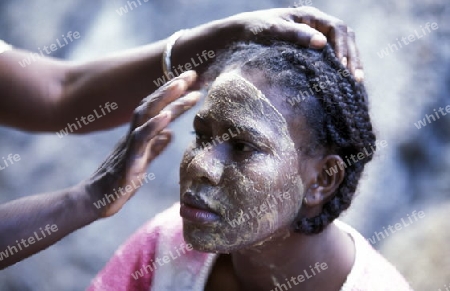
87;203;413;291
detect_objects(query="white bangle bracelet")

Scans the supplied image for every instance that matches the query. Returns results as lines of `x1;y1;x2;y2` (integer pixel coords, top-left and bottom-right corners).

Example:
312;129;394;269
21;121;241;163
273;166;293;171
0;40;13;54
162;29;188;80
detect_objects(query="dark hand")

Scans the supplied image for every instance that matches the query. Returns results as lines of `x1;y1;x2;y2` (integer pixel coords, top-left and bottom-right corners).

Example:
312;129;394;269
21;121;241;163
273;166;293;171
226;7;364;81
86;71;201;217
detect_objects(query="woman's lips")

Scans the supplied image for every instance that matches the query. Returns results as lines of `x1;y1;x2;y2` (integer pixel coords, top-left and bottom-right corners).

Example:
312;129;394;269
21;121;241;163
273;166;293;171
180;204;220;224
180;193;220;224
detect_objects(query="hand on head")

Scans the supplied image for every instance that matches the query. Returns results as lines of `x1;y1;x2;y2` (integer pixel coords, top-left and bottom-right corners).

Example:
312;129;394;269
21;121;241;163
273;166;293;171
219;6;364;81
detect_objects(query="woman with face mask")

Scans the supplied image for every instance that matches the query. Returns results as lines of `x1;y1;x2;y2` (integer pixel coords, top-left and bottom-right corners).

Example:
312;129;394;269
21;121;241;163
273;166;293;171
87;41;411;290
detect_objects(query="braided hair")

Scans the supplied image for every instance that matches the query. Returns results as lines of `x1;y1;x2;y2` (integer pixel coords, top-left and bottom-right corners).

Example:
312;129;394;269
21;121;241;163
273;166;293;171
204;41;376;234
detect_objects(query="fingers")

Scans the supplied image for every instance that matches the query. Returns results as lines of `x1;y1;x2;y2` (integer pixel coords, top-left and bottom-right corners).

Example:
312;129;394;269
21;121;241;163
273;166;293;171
146;130;172;162
160;91;202;121
116;90;198;211
291;7;363;81
96;76;199;217
129;111;171;165
132;70;198;128
104;126;172;218
346;29;364;82
238;7;363;80
288;7;335;49
127;90;201;168
324;20;348;64
125;130;172;183
276;21;327;49
147;70;197;114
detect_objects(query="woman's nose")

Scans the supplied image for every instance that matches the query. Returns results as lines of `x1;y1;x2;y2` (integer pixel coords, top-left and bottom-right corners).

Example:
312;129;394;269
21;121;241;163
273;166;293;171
186;147;224;186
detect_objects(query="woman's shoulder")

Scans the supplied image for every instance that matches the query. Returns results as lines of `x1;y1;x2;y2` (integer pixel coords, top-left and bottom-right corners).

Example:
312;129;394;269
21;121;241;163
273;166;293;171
335;220;414;291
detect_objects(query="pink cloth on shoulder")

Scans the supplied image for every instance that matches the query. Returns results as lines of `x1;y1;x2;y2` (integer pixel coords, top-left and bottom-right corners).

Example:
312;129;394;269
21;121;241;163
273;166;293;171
87;203;413;291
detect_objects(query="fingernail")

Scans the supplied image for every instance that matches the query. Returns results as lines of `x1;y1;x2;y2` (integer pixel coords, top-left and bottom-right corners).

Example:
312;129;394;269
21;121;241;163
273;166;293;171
184;91;202;101
158;111;171;119
168;79;183;89
355;69;364;82
309;34;326;49
179;70;197;82
156;134;168;141
341;57;348;67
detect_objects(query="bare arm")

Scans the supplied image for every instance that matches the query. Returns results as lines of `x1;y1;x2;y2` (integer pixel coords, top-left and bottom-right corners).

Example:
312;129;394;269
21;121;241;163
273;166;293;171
0;39;174;132
0;185;96;269
0;7;361;133
0;71;200;269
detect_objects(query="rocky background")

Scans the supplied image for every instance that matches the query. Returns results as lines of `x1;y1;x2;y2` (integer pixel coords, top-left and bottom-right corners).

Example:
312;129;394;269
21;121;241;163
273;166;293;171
0;0;448;290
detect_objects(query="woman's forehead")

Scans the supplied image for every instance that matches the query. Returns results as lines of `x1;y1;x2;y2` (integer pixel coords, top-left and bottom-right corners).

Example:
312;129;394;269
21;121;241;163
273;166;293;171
196;71;299;153
206;72;281;112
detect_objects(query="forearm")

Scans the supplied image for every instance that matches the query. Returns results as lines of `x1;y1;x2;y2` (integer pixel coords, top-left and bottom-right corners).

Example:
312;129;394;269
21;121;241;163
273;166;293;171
57;18;236;133
0;41;168;132
0;183;100;269
56;41;167;133
0;18;237;133
171;17;241;80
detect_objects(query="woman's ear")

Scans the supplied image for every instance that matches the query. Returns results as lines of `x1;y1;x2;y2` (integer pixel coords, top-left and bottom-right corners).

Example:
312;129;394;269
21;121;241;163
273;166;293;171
302;155;345;209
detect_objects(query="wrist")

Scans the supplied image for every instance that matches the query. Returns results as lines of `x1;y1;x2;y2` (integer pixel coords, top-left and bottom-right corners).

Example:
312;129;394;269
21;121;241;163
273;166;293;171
202;15;244;43
71;181;103;221
171;17;243;76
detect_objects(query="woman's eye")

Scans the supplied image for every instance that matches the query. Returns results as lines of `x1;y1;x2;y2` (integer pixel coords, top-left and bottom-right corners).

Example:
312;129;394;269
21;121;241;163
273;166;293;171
233;141;256;152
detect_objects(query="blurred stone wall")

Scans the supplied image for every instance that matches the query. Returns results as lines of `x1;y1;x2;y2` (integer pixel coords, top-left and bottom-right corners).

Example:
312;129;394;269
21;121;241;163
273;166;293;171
0;0;448;290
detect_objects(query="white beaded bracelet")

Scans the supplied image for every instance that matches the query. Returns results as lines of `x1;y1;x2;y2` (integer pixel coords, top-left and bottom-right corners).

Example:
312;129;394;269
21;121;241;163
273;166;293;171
162;29;188;80
0;40;13;54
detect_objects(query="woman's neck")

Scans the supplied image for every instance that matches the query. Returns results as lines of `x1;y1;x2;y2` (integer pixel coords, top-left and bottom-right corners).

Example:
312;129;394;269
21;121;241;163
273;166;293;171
229;223;355;291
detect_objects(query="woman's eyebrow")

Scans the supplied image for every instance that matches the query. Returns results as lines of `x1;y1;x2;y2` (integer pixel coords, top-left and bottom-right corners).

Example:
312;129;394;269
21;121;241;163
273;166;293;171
234;124;269;141
195;111;275;149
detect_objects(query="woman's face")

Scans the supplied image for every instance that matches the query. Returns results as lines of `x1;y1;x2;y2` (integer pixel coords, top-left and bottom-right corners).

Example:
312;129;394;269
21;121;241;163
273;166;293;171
179;70;305;253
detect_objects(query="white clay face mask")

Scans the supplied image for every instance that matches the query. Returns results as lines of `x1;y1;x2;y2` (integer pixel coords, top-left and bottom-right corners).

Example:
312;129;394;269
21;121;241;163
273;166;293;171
180;71;305;253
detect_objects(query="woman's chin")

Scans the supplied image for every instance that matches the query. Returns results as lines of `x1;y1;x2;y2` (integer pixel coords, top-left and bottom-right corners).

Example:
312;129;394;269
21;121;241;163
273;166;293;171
189;243;233;254
182;226;251;254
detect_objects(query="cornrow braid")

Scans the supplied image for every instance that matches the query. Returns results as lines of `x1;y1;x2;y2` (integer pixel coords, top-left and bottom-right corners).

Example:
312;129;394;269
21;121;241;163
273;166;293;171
205;41;376;234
